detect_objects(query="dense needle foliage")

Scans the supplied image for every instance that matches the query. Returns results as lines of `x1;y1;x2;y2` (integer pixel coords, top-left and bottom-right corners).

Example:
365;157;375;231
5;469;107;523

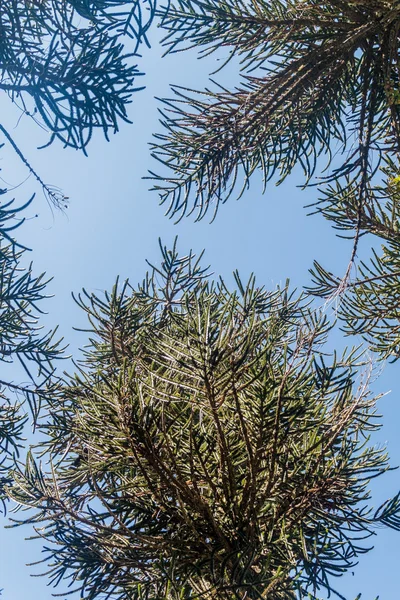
2;2;400;598
152;1;400;219
308;159;400;360
0;1;156;207
0;1;155;152
8;243;400;599
148;1;400;361
0;0;156;490
0;193;64;508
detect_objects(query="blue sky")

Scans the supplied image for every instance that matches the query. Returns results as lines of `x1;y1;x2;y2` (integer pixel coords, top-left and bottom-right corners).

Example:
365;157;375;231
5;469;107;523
0;20;399;600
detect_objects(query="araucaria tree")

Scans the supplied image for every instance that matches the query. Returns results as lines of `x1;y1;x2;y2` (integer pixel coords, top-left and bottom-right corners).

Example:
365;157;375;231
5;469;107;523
150;0;400;359
9;243;400;599
0;0;155;498
0;0;155;204
153;0;400;217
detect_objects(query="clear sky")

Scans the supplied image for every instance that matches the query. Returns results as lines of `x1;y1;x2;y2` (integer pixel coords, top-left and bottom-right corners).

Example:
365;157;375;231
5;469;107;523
0;20;399;600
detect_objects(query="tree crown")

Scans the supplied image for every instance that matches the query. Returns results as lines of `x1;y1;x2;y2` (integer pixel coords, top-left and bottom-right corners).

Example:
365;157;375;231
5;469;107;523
8;242;400;600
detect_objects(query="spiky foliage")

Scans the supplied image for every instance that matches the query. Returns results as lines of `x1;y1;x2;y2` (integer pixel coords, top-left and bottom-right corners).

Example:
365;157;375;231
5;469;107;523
0;192;64;509
311;242;400;360
1;1;155;152
150;0;400;363
8;242;400;600
150;0;400;221
306;158;400;360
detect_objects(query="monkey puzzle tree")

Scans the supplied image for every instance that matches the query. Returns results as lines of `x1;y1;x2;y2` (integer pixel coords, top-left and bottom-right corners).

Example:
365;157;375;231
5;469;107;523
308;158;400;360
0;0;156;204
149;0;400;360
0;0;156;495
8;242;400;599
152;0;400;219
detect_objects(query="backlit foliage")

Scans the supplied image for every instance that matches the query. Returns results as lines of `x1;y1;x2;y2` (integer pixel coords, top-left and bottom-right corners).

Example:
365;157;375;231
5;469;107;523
151;0;400;222
8;242;400;599
0;1;156;153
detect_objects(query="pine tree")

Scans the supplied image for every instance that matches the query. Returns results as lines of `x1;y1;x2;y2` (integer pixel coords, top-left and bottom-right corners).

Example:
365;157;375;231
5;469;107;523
8;242;400;599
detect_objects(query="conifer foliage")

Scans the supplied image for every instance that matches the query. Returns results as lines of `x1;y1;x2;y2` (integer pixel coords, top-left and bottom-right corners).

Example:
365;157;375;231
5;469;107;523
0;1;156;154
9;243;400;599
150;1;400;362
0;0;156;490
309;158;400;360
152;0;400;221
0;195;63;508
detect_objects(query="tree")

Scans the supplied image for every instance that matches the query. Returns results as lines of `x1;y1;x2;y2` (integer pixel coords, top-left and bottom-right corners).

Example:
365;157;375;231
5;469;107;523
8;242;400;599
0;0;156;500
307;158;400;360
152;0;400;219
0;192;64;509
0;0;156;204
147;0;400;360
